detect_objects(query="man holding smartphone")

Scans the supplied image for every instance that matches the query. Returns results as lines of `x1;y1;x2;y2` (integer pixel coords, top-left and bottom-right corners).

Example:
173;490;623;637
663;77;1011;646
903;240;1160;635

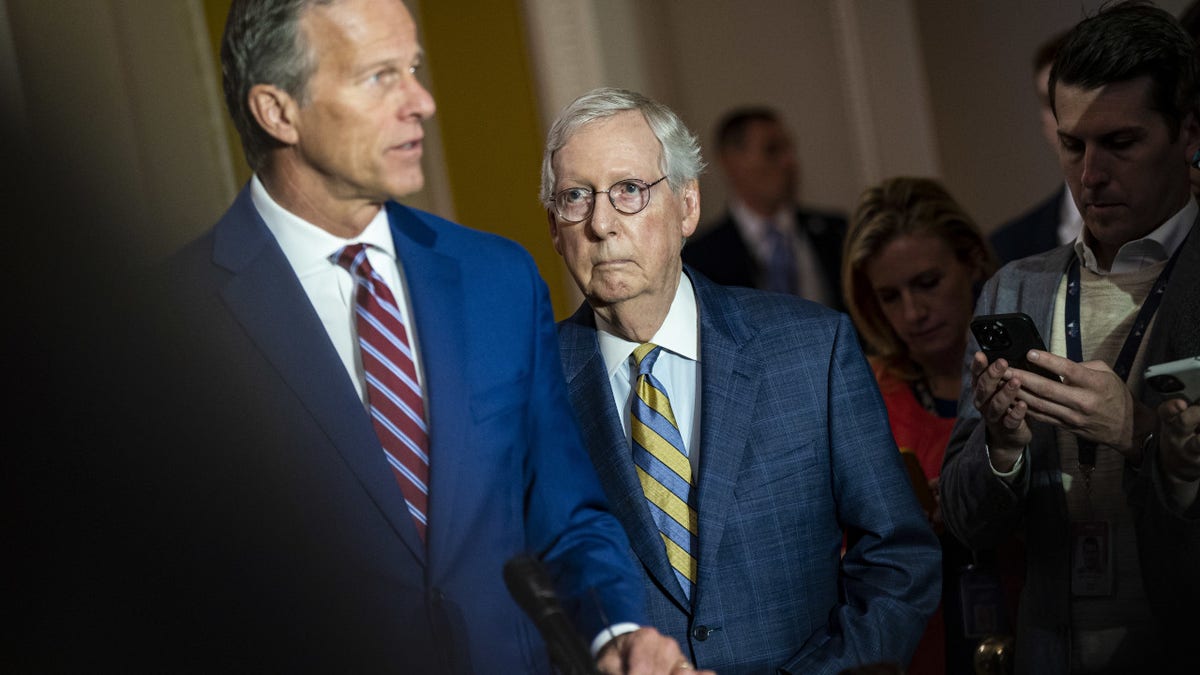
940;2;1200;673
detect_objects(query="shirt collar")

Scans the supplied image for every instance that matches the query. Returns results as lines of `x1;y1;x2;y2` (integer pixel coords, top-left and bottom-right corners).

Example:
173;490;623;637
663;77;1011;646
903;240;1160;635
729;199;796;259
250;174;396;275
1073;197;1196;275
596;272;700;378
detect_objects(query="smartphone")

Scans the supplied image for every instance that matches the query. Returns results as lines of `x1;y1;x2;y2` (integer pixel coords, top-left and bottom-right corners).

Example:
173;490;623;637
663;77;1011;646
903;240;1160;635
970;312;1056;379
1144;355;1200;404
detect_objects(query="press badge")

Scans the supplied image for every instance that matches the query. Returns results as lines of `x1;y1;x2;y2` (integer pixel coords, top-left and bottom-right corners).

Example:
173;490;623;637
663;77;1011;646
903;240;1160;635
1071;520;1113;596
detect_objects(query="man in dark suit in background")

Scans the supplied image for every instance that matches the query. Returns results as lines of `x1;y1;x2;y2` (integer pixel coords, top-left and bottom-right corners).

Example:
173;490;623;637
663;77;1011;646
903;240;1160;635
120;0;702;672
543;87;940;674
989;29;1082;264
682;107;846;309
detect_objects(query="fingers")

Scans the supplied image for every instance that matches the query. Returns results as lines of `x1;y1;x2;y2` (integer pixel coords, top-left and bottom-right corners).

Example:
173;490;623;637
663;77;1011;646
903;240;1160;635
1155;401;1200;484
970;353;1032;450
971;354;1007;411
607;627;703;675
1158;397;1191;424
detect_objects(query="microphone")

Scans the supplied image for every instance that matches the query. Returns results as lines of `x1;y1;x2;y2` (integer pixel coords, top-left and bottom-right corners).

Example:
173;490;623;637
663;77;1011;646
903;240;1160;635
503;554;601;675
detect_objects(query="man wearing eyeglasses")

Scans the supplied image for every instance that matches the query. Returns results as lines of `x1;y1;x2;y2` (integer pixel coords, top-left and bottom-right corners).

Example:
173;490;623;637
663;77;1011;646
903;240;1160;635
544;87;940;674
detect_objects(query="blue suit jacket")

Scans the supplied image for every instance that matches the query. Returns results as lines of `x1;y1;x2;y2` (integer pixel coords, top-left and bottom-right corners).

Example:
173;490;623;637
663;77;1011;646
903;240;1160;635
151;187;645;672
989;188;1064;265
556;269;941;674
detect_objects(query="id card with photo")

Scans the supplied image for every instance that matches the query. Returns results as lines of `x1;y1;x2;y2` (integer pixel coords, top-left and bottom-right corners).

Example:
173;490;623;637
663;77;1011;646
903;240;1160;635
1071;520;1112;597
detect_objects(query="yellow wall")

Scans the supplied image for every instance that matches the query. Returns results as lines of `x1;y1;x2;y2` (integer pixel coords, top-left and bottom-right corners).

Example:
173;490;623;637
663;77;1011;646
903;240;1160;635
418;0;569;315
202;0;251;188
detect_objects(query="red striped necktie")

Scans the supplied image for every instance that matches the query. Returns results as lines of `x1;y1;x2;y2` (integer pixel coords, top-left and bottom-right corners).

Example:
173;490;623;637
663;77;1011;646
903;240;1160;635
334;244;430;541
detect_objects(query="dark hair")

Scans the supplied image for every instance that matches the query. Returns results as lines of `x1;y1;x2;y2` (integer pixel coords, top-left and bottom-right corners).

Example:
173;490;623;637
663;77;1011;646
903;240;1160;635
715;107;781;153
1181;0;1200;41
1049;0;1199;138
220;0;333;170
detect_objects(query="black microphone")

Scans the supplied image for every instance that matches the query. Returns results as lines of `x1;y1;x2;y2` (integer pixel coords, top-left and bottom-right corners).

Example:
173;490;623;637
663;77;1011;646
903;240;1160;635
503;554;601;675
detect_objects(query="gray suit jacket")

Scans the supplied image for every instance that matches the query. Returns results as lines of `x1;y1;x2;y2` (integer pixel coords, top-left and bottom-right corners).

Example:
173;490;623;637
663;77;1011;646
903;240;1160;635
941;227;1200;674
557;268;941;675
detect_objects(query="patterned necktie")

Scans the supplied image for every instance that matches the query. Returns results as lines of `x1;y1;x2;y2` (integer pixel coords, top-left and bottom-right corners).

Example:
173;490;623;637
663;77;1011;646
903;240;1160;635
630;343;698;598
763;222;797;294
334;244;430;541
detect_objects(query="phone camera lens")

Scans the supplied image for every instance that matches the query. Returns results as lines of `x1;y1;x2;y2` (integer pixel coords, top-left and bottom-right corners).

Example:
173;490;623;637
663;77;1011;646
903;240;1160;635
980;322;1010;350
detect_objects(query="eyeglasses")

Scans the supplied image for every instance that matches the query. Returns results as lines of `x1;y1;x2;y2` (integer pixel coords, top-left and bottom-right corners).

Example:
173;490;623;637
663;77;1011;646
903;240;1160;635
549;176;668;223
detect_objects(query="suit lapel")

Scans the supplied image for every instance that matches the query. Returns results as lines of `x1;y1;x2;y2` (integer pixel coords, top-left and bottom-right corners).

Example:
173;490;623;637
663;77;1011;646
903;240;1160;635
686;271;760;591
385;203;468;576
559;307;690;610
212;190;426;564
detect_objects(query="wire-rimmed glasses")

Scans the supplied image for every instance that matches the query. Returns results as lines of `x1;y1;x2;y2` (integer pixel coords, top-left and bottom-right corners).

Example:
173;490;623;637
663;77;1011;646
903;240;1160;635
549;176;668;223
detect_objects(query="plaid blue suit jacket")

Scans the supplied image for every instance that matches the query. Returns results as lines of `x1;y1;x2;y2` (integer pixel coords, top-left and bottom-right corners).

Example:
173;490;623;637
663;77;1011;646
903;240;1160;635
558;268;941;674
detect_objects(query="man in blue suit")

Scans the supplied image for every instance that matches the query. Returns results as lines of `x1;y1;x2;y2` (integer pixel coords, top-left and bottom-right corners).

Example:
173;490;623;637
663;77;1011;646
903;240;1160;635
542;87;941;674
149;1;705;672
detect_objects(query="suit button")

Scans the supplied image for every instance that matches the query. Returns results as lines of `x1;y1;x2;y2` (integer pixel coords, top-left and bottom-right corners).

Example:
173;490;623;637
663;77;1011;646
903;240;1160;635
692;625;711;641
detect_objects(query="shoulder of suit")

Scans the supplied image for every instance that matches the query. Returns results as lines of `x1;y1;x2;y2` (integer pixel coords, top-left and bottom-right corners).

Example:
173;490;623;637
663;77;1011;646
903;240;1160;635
386;201;530;261
696;272;840;323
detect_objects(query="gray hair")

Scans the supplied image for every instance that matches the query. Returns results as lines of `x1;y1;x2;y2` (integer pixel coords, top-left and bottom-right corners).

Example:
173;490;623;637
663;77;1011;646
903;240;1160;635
539;87;706;204
220;0;334;171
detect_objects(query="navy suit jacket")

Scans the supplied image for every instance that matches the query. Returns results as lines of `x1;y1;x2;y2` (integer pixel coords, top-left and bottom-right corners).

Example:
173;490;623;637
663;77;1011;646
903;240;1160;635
989;187;1065;265
557;269;941;674
143;187;646;672
682;207;847;311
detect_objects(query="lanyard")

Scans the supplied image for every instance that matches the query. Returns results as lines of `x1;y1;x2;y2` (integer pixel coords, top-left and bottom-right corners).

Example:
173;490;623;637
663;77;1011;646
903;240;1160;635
1064;236;1187;468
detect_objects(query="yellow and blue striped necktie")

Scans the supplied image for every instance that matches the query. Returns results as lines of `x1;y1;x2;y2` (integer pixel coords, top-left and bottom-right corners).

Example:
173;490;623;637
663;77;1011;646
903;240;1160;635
631;343;698;598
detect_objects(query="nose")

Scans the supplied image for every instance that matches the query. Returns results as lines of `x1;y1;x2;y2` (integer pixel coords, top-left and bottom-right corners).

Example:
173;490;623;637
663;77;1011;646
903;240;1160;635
900;291;927;325
406;76;437;120
586;197;620;240
1080;146;1108;190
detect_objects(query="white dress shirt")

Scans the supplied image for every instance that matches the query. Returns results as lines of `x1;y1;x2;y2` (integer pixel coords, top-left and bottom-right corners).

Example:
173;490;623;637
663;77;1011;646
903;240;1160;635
1073;197;1196;275
595;272;702;477
249;175;426;405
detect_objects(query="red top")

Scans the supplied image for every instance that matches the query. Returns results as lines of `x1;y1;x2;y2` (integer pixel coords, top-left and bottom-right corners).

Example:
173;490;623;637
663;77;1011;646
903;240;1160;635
872;360;955;481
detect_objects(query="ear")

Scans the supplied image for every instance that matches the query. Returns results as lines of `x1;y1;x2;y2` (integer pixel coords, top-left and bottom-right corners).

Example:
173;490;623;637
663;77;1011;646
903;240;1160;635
547;209;564;256
247;83;301;146
680;179;701;238
1183;110;1200;163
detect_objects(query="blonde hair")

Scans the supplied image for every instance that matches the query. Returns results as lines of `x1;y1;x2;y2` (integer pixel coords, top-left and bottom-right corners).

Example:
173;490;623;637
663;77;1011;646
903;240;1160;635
842;176;996;381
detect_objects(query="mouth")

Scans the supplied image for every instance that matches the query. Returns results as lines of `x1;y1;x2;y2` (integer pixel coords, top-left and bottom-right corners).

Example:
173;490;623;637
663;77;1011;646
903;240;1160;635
391;137;424;153
908;323;945;341
1084;200;1124;214
593;258;632;268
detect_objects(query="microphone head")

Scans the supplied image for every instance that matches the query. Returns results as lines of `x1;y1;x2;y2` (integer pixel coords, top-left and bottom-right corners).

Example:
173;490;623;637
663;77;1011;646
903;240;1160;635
503;554;559;620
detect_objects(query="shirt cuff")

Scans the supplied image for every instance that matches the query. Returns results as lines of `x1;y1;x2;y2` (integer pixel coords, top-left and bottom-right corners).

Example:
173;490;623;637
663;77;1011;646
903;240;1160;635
590;623;641;658
987;444;1026;481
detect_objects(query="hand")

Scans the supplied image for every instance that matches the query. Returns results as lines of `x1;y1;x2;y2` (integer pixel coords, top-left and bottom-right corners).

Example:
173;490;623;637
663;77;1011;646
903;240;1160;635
1009;350;1152;459
970;352;1031;464
1156;398;1200;507
595;627;716;675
